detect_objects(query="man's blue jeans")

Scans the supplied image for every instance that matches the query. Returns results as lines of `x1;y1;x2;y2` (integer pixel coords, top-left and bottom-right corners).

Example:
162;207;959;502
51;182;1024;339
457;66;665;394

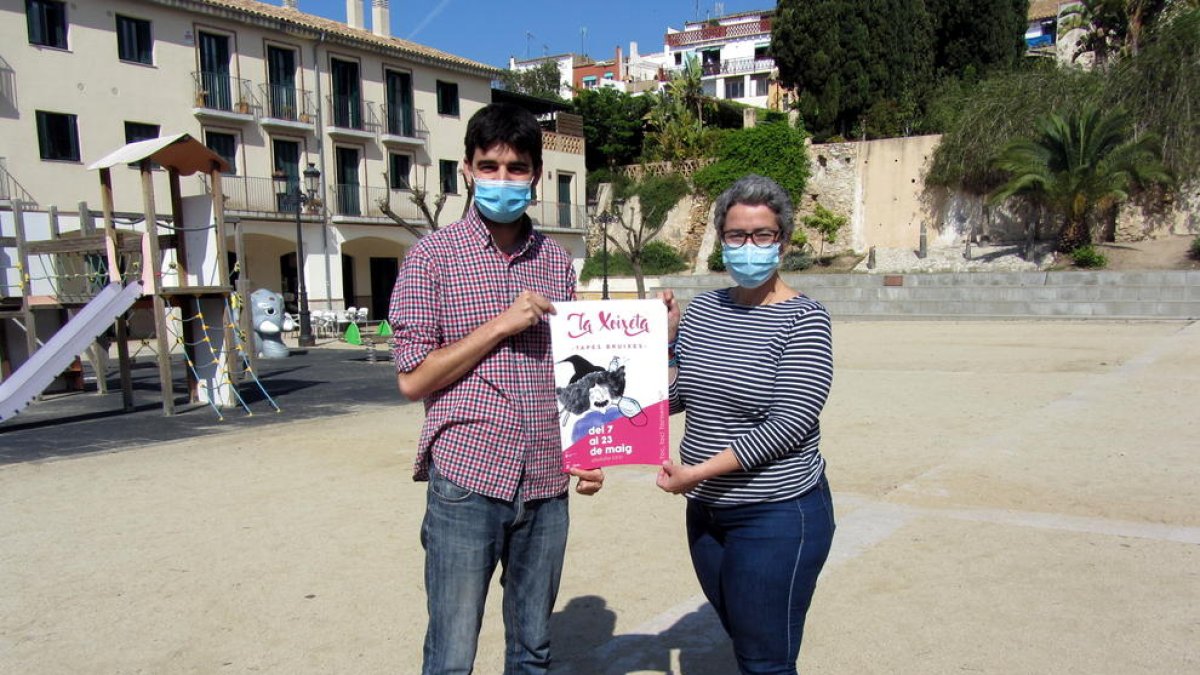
421;464;569;675
686;476;836;675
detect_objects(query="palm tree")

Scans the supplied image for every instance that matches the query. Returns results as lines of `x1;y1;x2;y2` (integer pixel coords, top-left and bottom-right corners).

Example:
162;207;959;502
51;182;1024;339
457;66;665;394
989;105;1171;251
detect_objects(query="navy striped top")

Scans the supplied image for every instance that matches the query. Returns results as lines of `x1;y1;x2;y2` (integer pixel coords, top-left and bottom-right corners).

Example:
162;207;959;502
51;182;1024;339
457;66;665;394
669;288;833;505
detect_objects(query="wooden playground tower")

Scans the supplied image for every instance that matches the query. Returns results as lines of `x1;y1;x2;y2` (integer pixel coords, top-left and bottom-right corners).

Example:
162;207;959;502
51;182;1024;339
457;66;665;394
1;134;255;416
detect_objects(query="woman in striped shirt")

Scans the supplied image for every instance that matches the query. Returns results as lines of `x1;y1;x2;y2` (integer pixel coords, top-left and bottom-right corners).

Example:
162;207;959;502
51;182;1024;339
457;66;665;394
658;174;836;674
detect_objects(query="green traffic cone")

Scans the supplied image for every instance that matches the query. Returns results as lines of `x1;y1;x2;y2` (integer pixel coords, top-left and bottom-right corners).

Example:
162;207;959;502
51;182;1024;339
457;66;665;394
344;321;362;345
377;321;393;337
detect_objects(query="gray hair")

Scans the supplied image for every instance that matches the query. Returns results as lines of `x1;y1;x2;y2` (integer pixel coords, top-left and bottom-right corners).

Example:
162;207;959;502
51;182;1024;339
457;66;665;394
712;174;795;243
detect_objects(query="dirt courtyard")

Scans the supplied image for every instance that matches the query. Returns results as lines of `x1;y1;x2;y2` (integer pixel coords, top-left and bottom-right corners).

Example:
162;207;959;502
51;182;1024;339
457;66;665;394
1;320;1198;674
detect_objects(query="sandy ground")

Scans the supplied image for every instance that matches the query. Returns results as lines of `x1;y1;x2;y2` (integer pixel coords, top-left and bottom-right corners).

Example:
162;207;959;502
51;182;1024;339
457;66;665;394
2;320;1199;674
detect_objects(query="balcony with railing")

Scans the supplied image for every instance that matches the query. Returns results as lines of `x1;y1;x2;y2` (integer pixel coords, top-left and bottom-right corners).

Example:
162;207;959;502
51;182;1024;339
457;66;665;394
380;106;429;148
329;183;430;226
665;18;772;48
700;56;775;77
527;201;587;230
326;95;381;141
201;175;324;217
259;83;317;133
0;157;38;208
193;71;258;123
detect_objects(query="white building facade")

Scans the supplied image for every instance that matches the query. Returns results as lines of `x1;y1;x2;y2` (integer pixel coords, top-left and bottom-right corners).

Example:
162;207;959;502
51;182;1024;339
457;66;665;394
663;9;775;108
2;0;587;320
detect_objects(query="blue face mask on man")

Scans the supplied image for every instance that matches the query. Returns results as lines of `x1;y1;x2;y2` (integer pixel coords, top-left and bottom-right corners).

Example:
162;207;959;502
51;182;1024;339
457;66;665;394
472;177;532;223
722;243;781;288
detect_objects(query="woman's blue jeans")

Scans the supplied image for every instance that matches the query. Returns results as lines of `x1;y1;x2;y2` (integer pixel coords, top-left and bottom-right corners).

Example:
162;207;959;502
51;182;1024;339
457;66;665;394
420;464;569;675
686;476;836;675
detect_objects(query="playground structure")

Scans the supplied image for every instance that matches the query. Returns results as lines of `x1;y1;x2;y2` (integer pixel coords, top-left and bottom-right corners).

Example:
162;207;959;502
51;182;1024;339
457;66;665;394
0;134;278;422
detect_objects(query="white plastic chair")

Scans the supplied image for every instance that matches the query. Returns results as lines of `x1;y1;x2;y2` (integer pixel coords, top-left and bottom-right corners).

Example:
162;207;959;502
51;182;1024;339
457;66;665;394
346;306;359;324
356;307;369;324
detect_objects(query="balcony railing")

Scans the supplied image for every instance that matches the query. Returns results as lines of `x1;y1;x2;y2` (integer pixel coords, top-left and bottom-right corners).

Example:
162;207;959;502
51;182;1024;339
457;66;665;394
203;175;324;215
665;18;772;48
326;94;381;133
528;201;587;229
381;105;429;141
193;71;258;115
330;183;432;224
0;157;37;207
700;56;775;77
260;83;317;124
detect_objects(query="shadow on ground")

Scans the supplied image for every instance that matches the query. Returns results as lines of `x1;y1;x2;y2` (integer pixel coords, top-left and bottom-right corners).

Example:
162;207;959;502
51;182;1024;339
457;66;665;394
0;347;405;464
550;595;736;674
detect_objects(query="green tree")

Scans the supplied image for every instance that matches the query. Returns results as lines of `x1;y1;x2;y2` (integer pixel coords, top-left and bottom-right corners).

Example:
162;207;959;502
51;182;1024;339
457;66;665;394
926;67;1106;192
643;56;717;162
692;121;811;205
801;204;848;257
573;88;651;170
989;106;1172;250
925;0;1028;79
1103;6;1200;183
599;173;691;298
498;61;565;101
772;0;934;139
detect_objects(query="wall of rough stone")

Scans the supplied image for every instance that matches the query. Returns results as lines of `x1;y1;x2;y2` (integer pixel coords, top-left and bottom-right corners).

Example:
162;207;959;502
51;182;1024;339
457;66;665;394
593;134;1196;270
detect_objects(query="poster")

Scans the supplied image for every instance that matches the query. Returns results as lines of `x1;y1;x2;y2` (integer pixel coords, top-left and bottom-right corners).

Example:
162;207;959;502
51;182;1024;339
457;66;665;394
549;299;670;470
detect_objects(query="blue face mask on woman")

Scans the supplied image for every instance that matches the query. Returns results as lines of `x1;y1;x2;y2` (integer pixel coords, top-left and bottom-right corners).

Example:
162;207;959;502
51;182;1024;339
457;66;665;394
722;243;781;289
472;178;532;223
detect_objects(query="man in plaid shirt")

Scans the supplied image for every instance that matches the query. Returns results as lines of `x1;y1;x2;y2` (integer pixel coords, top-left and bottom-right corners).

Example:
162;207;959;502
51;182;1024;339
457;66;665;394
389;103;605;674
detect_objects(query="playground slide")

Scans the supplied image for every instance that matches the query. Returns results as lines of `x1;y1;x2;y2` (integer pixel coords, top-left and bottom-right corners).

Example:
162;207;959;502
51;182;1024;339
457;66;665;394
0;282;143;422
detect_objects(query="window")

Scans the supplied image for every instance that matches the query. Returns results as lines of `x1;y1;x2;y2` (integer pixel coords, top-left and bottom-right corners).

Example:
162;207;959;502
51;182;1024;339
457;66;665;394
436;80;459;116
752;74;769;98
724;76;745;100
116;15;152;64
389;153;411;190
35;111;79;161
124;121;159;144
26;0;67;49
439;159;458;194
124;121;160;168
205;131;238;175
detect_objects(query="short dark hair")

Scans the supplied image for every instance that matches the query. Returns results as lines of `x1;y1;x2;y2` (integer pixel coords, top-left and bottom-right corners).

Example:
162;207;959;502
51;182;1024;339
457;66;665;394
463;103;543;170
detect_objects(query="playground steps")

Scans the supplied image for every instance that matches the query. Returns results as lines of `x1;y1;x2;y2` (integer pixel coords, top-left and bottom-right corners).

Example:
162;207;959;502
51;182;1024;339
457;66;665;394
655;271;1200;320
0;282;143;421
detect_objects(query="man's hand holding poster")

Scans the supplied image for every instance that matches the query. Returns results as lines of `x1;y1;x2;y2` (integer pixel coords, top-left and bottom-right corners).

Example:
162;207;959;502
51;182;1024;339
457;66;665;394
549;299;670;469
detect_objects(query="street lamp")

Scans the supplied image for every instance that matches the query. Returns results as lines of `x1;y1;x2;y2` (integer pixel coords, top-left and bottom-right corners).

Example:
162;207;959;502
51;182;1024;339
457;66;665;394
587;199;617;300
274;162;321;347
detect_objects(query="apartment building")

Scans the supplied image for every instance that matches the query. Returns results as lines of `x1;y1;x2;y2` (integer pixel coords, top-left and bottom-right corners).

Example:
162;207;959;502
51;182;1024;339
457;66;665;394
664;9;775;108
2;0;588;320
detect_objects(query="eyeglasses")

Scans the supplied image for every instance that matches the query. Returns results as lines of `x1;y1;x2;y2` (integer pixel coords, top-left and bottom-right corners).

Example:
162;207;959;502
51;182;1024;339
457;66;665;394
722;229;780;248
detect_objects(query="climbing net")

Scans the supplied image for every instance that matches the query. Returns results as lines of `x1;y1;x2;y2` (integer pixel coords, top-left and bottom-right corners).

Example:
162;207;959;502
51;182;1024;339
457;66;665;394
158;296;280;420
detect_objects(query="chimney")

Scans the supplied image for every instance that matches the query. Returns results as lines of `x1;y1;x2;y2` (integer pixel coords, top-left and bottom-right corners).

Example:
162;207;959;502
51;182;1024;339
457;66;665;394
346;0;364;30
282;0;297;8
615;45;624;81
629;41;640;60
372;0;391;38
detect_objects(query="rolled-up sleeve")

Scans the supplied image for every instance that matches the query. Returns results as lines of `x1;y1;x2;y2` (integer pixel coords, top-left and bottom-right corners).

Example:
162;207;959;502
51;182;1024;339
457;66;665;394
390;246;441;373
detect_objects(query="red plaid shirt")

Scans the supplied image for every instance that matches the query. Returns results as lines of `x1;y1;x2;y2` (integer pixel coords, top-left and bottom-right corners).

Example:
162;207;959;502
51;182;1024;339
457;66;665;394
389;207;576;502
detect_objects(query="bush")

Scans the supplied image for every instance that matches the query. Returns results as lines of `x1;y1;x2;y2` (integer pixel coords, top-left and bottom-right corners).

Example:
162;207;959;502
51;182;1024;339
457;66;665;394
1070;245;1108;269
707;246;726;272
1190;236;1200;261
780;250;815;272
692;121;811;205
580;241;688;282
